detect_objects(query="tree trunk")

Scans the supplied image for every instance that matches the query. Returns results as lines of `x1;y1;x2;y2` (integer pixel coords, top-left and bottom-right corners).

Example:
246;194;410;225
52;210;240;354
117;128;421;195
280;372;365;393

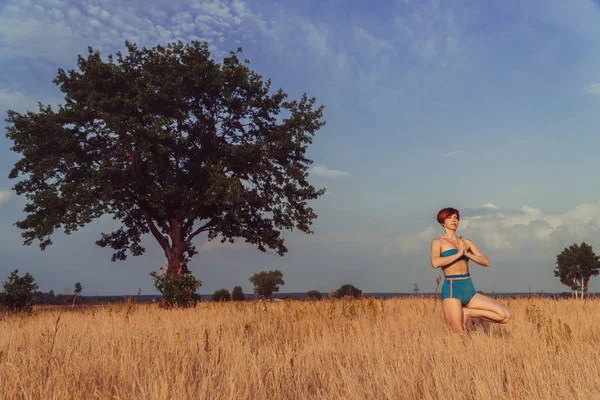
573;276;578;299
581;278;586;299
165;219;189;276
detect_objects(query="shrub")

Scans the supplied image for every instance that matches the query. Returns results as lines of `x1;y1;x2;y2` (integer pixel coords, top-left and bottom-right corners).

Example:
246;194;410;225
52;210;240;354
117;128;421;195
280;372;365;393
149;271;203;309
0;270;39;313
212;289;231;302
306;290;322;300
334;284;362;299
231;286;246;301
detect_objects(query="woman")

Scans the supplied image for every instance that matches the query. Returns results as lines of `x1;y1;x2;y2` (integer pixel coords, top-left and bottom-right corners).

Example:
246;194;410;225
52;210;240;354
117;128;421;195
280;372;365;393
430;207;512;335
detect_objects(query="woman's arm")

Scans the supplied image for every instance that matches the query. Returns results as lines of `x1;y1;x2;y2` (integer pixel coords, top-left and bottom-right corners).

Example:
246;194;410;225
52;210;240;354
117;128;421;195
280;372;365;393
463;239;490;267
430;239;464;268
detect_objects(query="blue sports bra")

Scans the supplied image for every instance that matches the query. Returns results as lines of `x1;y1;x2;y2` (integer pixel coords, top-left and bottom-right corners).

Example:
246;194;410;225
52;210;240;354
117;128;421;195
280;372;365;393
440;244;469;261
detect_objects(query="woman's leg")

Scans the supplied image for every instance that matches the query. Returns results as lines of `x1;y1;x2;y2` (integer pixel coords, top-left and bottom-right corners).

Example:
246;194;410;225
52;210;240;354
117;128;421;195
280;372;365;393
442;298;466;335
464;293;512;324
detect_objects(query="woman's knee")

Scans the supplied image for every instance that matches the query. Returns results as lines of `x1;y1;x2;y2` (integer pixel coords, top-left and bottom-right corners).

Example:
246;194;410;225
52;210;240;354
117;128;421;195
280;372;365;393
499;307;512;324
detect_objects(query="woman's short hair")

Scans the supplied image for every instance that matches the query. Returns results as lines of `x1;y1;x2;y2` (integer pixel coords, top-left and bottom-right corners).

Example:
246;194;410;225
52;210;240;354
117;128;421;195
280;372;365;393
437;207;460;225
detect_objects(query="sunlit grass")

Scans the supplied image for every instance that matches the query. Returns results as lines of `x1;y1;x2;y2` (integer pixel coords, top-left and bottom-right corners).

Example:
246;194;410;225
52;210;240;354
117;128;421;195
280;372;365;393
1;296;599;399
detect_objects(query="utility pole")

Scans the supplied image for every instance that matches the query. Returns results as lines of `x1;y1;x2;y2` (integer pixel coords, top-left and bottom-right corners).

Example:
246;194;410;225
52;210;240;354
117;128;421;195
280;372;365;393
413;283;420;295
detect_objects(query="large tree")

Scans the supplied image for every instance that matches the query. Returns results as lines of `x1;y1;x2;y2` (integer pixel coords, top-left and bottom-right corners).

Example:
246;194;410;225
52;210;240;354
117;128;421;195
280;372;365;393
554;242;600;298
5;41;326;275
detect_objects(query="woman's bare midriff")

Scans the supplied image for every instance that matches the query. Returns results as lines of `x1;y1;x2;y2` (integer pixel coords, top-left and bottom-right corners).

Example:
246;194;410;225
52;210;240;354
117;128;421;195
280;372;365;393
441;259;469;276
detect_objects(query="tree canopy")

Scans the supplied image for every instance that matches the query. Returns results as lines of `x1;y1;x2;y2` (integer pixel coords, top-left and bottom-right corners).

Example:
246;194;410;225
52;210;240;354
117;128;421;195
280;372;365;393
5;40;326;275
249;269;285;299
334;284;362;299
231;285;246;301
0;269;39;313
554;242;600;298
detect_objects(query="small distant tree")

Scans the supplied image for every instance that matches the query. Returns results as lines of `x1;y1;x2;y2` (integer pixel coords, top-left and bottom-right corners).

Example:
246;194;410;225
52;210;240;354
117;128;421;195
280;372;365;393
249;270;285;299
306;290;322;300
72;282;83;307
0;269;39;313
212;288;231;302
554;242;600;298
334;284;362;299
231;286;246;301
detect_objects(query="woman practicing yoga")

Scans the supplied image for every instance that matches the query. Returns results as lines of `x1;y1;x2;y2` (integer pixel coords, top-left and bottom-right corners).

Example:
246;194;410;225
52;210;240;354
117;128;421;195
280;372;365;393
430;207;512;335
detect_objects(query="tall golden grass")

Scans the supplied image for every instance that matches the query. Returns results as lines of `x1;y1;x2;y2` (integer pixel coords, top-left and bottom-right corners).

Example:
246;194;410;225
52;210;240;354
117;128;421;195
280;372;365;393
1;296;600;399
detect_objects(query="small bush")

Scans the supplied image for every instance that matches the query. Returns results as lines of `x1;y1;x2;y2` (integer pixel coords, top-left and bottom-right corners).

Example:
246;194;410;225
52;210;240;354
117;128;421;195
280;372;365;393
212;289;231;302
231;286;246;301
149;271;203;309
334;284;362;299
0;269;39;313
306;290;322;300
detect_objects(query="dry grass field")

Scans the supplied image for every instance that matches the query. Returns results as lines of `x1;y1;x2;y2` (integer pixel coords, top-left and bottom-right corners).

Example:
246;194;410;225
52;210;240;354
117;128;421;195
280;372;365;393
1;296;599;399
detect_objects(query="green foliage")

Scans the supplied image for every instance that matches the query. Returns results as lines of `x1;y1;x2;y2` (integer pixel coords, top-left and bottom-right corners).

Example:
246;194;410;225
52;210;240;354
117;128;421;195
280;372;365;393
5;40;326;276
212;288;231;302
334;284;362;299
306;290;322;300
32;290;58;305
554;242;600;297
0;269;39;313
149;270;203;309
231;286;246;301
72;281;83;306
249;270;285;299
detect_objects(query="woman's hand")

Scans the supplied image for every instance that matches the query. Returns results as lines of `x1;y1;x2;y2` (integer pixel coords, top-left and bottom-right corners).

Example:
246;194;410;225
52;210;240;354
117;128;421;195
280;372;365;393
458;236;469;256
457;238;465;255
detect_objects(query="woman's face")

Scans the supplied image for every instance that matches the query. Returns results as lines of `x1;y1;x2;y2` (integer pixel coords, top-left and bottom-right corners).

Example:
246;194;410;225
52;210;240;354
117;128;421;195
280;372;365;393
444;214;459;229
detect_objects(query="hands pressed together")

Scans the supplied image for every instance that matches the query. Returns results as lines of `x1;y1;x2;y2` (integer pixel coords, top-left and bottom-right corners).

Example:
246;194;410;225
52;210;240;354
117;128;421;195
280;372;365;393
457;237;469;256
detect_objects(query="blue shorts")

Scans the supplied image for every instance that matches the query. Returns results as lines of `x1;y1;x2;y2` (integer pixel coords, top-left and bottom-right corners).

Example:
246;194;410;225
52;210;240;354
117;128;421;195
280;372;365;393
441;273;476;307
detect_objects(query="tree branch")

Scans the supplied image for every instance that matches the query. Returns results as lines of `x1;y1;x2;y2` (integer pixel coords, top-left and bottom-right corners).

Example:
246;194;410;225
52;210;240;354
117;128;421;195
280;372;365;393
143;211;170;251
185;220;214;245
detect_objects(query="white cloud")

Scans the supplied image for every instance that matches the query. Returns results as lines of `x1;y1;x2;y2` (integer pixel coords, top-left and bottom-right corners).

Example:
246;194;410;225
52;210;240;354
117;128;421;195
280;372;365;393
394;1;462;63
464;201;600;248
0;89;39;113
309;164;351;179
442;150;463;157
0;191;13;207
585;83;600;95
390;201;600;255
389;226;436;255
0;0;268;64
353;27;394;59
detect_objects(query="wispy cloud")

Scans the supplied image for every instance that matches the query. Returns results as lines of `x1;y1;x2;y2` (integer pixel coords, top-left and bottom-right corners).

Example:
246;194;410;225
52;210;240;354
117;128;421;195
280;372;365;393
442;150;463;157
0;89;38;113
585;83;600;95
387;226;436;255
309;164;351;179
0;191;13;207
393;1;462;63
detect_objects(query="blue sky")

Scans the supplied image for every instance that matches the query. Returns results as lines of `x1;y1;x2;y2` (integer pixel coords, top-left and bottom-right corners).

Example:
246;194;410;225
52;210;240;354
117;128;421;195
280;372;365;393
2;0;600;296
